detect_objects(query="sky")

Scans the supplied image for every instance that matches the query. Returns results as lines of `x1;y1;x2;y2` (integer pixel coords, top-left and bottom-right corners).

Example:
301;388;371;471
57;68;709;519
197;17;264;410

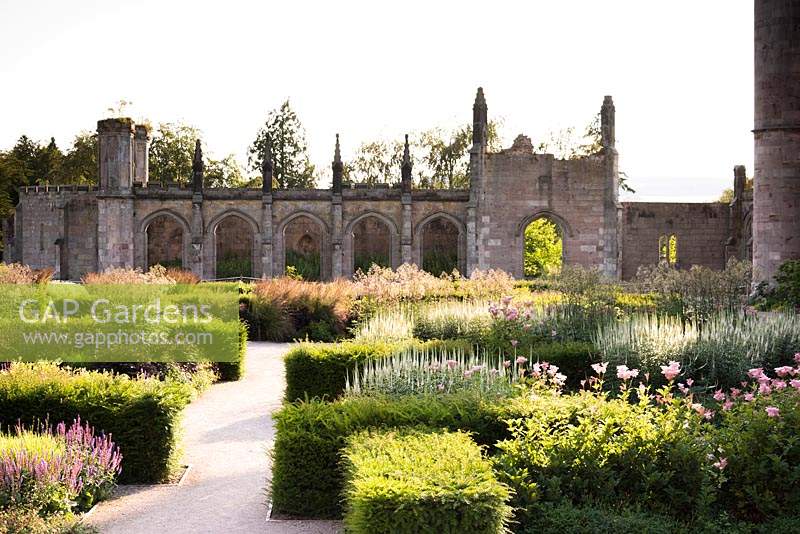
0;0;753;201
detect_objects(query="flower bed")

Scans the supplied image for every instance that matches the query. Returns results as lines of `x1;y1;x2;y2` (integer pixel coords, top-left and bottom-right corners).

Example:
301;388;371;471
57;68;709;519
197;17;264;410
0;363;194;483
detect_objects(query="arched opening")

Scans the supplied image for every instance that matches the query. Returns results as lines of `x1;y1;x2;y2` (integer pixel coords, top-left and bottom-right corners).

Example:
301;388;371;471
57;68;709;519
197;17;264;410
421;217;460;275
523;217;563;278
146;214;184;269
284;215;322;280
352;216;392;274
215;215;253;278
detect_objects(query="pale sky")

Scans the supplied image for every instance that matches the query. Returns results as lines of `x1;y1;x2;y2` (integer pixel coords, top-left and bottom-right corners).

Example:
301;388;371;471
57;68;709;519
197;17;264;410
0;0;753;201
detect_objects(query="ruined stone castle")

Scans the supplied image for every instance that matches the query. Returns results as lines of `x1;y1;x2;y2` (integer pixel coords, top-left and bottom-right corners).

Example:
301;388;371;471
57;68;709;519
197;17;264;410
11;0;800;283
5;88;754;281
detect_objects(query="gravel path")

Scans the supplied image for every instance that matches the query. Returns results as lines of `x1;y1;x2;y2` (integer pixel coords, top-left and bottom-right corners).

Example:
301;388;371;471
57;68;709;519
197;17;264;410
86;342;342;534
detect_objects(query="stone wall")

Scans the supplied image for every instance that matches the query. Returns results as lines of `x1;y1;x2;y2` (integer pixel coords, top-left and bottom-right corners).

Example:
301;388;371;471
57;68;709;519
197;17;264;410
620;202;731;279
474;137;616;279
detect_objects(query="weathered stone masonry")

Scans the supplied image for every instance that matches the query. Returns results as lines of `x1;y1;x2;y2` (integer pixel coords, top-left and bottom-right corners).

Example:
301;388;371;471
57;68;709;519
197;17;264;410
9;89;752;281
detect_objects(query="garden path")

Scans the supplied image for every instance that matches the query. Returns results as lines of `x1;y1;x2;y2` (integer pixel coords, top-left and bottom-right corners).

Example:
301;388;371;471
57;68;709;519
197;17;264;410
86;342;342;534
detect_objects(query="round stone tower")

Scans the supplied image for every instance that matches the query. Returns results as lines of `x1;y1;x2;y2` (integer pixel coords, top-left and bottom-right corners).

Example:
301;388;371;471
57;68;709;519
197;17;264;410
753;0;800;284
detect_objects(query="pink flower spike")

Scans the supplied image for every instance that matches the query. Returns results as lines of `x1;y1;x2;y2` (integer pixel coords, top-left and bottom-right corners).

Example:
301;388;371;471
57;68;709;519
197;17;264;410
686;378;694;387
503;360;511;368
730;388;741;398
704;410;715;420
758;382;772;395
446;359;458;370
713;457;728;470
765;406;780;418
713;390;726;402
510;339;518;347
744;393;755;402
722;400;734;411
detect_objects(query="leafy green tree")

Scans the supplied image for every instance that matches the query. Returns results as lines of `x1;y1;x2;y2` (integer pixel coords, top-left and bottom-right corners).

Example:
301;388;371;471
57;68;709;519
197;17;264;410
524;218;563;277
249;100;316;188
205;155;248;188
346;139;404;186
536;114;634;193
149;122;201;184
719;177;753;203
345;121;502;189
61;132;97;185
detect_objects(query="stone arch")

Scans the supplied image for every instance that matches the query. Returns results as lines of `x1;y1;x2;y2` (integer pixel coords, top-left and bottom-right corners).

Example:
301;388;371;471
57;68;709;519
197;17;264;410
276;211;331;281
517;211;572;278
344;211;399;277
139;209;190;270
415;212;467;275
207;210;260;279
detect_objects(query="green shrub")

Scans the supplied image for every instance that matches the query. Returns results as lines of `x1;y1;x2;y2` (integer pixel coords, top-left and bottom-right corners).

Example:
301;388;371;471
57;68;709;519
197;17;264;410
215;256;252;279
712;388;800;521
0;363;193;484
269;392;512;518
342;430;511;534
765;259;800;310
529;342;596;389
519;503;684;534
216;321;247;381
493;393;711;523
285;250;320;281
245;278;355;342
412;300;491;342
284;339;469;402
0;509;97;534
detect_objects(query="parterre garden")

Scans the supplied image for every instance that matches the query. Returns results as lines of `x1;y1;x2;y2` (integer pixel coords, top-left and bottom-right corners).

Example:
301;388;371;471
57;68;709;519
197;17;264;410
2;258;800;533
263;261;800;534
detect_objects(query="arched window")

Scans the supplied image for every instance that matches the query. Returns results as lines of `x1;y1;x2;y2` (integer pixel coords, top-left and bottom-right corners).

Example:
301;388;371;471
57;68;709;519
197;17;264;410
215;215;253;278
523;217;563;277
351;216;391;274
284;215;323;280
146;214;184;269
421;217;460;275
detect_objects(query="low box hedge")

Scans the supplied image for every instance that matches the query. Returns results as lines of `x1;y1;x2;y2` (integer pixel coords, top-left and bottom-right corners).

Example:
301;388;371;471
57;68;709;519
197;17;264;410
216;321;248;382
283;339;472;402
0;363;193;483
342;430;511;534
270;392;513;518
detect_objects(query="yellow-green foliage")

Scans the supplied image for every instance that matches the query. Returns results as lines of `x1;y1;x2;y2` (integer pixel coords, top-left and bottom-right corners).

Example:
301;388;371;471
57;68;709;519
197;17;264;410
343;431;512;534
0;363;193;483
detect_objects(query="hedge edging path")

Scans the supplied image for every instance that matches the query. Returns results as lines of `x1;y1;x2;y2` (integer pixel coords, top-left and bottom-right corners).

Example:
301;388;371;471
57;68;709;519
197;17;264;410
86;342;342;534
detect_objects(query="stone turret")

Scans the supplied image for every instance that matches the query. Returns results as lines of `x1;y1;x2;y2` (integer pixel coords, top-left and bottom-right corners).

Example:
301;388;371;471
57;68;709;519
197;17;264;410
472;87;488;150
97;118;135;193
401;134;412;194
262;136;273;194
96;118;136;270
192;140;204;193
332;134;343;194
753;0;800;285
601;95;615;149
